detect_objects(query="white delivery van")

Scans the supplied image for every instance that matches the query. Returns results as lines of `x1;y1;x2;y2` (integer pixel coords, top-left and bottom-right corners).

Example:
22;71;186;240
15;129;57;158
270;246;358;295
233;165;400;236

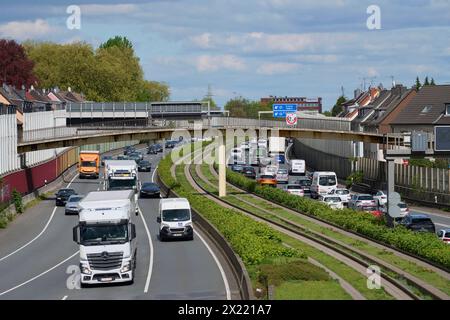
289;159;306;175
73;190;138;286
311;171;338;199
157;198;193;241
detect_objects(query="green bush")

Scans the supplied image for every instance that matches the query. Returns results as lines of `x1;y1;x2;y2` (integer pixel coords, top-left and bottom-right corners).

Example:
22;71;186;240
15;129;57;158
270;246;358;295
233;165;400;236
226;169;450;268
12;189;23;214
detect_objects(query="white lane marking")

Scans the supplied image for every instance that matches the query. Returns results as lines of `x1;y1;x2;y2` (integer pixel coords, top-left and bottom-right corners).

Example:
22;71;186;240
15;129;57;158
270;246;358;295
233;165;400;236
138;207;154;294
62;295;68;300
435;223;450;228
152;165;158;183
194;230;231;300
0;173;79;263
0;251;79;297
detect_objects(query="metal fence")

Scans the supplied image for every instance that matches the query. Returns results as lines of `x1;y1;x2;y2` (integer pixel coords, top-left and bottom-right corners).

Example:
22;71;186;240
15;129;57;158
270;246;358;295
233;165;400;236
66;102;208;114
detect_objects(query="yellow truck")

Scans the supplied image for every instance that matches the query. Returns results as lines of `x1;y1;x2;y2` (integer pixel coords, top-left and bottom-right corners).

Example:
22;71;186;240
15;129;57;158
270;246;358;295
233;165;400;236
79;151;100;179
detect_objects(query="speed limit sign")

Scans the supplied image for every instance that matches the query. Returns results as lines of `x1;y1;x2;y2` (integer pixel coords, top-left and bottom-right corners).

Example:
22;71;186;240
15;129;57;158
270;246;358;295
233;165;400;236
286;113;297;126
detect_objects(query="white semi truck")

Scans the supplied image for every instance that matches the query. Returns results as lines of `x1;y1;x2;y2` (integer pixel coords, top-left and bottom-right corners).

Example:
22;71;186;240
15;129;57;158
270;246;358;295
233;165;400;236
72;190;138;286
104;160;139;193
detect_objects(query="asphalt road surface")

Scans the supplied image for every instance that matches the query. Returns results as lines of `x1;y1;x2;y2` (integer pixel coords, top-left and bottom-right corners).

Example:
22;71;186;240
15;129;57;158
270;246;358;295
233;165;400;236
0;146;233;300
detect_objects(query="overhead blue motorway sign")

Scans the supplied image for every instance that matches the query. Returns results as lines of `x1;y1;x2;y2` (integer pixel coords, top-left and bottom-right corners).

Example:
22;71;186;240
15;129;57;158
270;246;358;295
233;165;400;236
273;104;298;112
273;104;297;118
435;126;450;152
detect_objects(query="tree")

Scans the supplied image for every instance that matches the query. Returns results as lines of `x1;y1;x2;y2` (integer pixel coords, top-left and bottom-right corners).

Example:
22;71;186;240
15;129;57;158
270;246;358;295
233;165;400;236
0;39;37;88
137;80;170;102
224;97;272;118
430;78;436;85
202;97;220;110
99;36;133;50
331;95;347;116
424;76;430;86
415;76;422;90
322;111;332;117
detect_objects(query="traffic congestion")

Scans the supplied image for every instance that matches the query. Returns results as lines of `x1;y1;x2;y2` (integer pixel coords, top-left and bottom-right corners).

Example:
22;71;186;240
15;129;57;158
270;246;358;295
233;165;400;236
228;138;449;243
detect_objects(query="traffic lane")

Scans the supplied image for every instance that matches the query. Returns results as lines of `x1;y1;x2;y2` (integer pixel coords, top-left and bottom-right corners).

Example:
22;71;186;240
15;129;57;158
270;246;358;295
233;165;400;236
0;175;100;297
6;149;164;299
139;153;228;300
141;198;227;300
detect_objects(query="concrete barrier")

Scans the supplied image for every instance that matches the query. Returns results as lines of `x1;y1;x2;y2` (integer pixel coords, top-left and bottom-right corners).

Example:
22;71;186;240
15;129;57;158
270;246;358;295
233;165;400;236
156;172;255;300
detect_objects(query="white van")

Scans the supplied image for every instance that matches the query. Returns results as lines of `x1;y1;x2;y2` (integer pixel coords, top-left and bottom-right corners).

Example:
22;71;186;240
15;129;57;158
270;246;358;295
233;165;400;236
311;171;338;198
289;159;306;175
157;198;193;241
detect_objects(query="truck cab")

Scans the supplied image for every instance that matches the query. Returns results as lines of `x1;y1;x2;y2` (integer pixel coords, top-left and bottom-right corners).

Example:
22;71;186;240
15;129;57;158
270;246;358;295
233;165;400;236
73;190;138;286
157;198;193;241
104;160;139;194
79;151;100;179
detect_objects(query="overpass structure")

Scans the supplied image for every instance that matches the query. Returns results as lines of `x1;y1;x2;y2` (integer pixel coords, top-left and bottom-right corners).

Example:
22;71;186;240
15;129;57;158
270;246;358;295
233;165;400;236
16;116;407;198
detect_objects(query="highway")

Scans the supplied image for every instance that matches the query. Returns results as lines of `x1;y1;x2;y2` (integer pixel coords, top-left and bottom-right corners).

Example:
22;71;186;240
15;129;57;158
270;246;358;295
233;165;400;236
0;146;233;300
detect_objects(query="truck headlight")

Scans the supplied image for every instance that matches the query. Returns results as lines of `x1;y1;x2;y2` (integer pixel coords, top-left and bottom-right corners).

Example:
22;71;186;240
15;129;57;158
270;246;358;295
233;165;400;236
121;262;131;273
81;264;92;275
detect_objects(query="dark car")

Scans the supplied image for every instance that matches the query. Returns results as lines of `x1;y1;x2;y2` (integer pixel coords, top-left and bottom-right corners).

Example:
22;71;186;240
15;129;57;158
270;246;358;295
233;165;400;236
399;214;436;233
140;182;161;198
295;178;312;188
138;160;152;172
128;153;142;163
165;141;176;149
124;146;135;155
117;155;129;160
148;144;163;154
101;155;113;166
230;164;244;173
55;188;77;206
242;166;256;179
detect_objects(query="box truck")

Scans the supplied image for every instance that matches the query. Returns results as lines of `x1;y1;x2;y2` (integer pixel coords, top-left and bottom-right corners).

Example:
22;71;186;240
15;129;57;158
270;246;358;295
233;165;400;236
79;151;100;179
72;190;138;286
104;160;139;193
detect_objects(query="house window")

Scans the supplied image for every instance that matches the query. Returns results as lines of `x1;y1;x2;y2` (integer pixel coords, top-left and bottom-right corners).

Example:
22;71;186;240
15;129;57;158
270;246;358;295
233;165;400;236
446;103;450;116
420;105;432;113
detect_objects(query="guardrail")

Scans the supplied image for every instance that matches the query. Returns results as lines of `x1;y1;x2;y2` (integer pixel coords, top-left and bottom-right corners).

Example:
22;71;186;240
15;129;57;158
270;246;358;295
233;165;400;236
156;171;254;300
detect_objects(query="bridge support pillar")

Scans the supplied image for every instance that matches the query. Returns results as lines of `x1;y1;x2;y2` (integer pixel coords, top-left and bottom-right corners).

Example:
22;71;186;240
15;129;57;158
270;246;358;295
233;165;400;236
218;141;226;197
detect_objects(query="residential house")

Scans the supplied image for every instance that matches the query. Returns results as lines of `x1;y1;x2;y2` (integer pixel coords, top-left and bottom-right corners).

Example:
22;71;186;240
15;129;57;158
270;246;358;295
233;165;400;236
390;85;450;134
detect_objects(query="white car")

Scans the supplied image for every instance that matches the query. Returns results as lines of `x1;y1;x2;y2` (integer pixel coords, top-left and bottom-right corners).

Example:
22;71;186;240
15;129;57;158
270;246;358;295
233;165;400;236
373;190;388;206
318;195;344;210
328;188;351;205
437;229;450;244
263;165;278;176
276;168;289;184
380;202;409;217
348;194;377;209
286;184;304;196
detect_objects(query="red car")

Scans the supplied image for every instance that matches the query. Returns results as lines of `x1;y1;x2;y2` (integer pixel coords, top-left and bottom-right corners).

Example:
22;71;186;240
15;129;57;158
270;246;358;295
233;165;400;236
359;205;383;219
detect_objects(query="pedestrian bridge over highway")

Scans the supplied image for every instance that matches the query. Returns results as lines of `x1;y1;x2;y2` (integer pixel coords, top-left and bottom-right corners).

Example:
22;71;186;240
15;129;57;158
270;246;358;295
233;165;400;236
17;117;400;153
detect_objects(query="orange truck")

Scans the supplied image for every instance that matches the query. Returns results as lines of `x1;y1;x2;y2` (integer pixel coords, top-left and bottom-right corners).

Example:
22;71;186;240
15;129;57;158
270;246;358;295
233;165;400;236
79;151;100;179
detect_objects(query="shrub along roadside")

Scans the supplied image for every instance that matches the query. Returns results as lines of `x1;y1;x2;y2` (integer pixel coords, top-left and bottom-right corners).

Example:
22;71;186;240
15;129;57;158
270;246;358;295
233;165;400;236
225;169;450;269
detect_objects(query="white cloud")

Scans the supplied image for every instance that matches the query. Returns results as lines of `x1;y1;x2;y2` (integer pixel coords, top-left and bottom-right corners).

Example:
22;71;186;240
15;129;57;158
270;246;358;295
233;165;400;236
80;4;138;15
190;33;212;49
195;55;246;72
0;19;52;40
257;62;301;75
294;54;338;63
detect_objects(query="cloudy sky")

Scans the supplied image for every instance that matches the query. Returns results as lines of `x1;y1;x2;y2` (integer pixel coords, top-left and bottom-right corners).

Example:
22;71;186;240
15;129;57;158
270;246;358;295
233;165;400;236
1;0;450;110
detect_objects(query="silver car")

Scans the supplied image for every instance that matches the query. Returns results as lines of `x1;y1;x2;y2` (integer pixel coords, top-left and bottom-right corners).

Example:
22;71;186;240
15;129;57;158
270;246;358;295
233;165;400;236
65;194;84;215
276;168;289;184
348;194;377;210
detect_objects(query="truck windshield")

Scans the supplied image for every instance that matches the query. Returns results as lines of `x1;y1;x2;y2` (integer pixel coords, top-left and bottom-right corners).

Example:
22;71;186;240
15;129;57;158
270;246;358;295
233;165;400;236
81;161;97;167
319;176;336;186
80;223;128;245
108;178;136;190
162;209;190;222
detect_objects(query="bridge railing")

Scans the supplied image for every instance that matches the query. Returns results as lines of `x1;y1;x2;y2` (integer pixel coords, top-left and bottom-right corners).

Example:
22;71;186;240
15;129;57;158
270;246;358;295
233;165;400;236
19;116;354;144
